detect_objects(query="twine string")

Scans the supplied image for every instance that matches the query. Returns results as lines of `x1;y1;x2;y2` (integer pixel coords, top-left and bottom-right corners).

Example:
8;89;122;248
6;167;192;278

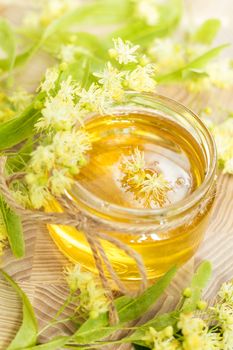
83;225;119;324
0;157;148;324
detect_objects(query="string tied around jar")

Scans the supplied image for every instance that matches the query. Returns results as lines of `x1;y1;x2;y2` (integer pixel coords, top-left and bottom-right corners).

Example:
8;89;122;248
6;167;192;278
0;157;148;325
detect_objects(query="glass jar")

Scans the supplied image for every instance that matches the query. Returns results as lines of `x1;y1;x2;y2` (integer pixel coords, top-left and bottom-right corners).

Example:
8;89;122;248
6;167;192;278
47;92;217;282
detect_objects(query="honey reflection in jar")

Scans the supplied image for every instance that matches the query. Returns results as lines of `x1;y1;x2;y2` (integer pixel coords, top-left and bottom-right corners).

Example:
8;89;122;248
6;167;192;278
47;93;217;283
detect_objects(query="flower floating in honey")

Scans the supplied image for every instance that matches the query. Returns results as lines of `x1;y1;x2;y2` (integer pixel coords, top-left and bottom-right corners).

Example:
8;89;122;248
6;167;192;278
120;148;172;208
122;147;146;174
139;172;172;208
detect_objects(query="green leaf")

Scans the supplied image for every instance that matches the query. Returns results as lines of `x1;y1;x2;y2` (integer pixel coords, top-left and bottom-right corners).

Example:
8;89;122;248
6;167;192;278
1;0;130;71
73;267;177;344
118;267;177;323
0;104;40;151
182;68;209;80
26;336;70;350
6;137;34;173
157;44;229;83
0;196;24;258
0;270;38;349
0;18;16;72
42;0;130;40
109;0;183;45
181;261;212;313
193;19;221;45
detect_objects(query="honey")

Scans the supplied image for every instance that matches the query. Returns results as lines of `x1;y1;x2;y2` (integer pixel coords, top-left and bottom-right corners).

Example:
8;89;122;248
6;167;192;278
47;93;217;283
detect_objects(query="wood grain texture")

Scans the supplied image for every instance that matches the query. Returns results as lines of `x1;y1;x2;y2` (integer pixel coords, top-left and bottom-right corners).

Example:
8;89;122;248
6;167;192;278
0;1;233;349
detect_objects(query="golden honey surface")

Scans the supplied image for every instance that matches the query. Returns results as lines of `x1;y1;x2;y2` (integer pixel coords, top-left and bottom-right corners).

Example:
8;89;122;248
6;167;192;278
48;113;215;282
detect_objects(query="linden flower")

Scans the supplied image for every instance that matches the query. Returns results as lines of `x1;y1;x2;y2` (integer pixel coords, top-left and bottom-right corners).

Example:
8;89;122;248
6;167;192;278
49;169;74;196
214;303;233;350
218;281;233;305
134;0;160;26
37;95;77;131
94;62;125;101
40;0;77;26
37;75;82;130
206;60;233;89
30;145;55;173
213;118;233;174
109;38;139;65
126;64;157;92
65;264;108;319
183;332;223;350
52;130;91;171
139;173;172;207
148;39;184;71
9;89;33;112
77;83;111;114
28;183;51;209
39;67;59;93
178;313;207;337
65;264;93;292
122;147;146;174
12;190;30;208
59;44;79;63
142;326;180;350
58;76;80;101
178;313;223;350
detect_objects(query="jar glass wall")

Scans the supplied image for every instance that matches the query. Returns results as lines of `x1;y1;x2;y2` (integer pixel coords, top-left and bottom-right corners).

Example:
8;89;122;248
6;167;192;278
47;92;217;282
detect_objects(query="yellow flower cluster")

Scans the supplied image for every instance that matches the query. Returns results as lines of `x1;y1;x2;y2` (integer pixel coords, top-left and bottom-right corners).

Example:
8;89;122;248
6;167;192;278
213;118;233;174
178;313;222;350
148;38;185;72
213;281;233;350
23;0;77;29
24;72;92;209
133;0;160;26
65;264;108;319
106;38;157;94
142;326;180;350
21;37;158;209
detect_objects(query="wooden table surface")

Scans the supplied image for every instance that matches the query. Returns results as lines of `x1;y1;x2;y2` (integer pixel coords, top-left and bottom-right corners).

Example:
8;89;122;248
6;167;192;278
0;1;233;349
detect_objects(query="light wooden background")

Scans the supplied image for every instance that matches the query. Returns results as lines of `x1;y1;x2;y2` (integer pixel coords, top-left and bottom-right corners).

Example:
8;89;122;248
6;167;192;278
0;1;233;349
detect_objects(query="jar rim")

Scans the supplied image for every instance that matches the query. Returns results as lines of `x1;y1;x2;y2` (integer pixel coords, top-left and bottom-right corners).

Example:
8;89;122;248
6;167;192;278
72;91;217;220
